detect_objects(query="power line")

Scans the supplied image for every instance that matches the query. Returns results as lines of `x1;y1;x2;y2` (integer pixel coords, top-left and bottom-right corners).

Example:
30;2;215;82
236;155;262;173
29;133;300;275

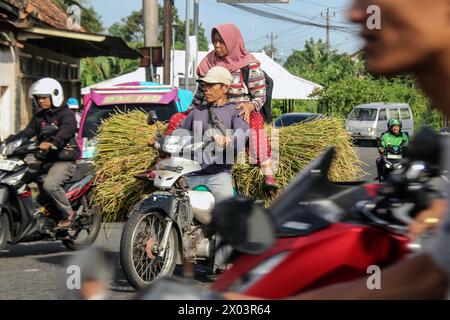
296;0;348;10
226;3;360;36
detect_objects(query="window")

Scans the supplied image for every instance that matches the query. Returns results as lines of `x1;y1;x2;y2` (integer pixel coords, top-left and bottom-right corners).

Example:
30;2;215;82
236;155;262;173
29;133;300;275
400;108;412;119
61;63;69;80
47;60;60;78
19;55;33;74
35;57;45;76
378;109;387;120
70;65;79;80
389;109;400;120
348;108;377;121
81;103;179;139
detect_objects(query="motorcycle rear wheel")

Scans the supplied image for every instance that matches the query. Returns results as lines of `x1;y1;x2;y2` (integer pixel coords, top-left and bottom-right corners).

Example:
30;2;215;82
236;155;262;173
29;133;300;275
62;193;102;250
120;212;178;289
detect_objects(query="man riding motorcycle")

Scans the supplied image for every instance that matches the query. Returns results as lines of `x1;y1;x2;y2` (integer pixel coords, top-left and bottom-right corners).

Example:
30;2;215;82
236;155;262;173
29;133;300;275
4;78;80;230
170;66;249;272
376;118;409;180
171;66;249;204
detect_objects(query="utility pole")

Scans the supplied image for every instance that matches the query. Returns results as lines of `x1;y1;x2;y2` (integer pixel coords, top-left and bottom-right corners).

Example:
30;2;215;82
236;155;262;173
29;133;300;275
321;8;335;61
163;0;173;85
185;0;190;90
172;22;177;86
193;0;199;75
267;32;277;60
143;0;159;82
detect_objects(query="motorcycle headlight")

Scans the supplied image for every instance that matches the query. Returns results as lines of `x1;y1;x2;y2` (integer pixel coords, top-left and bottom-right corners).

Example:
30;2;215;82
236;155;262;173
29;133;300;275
1;139;23;157
385;163;392;169
394;163;403;170
162;135;191;154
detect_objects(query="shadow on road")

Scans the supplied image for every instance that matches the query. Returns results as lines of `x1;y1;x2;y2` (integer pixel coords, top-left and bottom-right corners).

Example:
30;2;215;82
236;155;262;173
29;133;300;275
36;254;68;266
354;140;377;148
1;242;68;258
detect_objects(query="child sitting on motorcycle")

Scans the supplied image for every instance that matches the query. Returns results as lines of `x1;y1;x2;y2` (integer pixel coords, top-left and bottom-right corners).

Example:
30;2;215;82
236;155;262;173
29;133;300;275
376;118;409;179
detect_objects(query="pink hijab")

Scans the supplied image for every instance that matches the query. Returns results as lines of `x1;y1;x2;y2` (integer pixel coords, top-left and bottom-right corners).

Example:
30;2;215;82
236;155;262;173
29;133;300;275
197;23;260;76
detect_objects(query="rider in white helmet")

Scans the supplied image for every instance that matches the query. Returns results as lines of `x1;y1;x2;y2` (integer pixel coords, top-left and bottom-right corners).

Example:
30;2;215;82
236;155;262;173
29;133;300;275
6;77;80;230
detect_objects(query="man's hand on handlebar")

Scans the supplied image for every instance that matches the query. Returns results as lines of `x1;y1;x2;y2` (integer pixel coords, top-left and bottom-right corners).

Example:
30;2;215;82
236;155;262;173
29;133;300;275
214;135;231;148
378;147;385;155
408;199;447;239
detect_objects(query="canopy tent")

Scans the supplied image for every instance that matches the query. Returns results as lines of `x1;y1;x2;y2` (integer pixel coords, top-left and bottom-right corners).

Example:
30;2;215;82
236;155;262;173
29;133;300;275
82;50;322;101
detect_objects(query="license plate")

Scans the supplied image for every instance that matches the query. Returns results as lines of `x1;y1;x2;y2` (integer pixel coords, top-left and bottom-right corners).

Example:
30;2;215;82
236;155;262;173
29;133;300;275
0;159;22;171
387;154;402;160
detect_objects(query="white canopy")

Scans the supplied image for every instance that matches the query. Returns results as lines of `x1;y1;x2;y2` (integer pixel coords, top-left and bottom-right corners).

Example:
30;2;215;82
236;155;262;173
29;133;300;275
82;50;322;100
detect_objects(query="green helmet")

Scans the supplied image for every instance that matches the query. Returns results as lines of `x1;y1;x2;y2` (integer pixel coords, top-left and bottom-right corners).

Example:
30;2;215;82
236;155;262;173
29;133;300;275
388;118;402;128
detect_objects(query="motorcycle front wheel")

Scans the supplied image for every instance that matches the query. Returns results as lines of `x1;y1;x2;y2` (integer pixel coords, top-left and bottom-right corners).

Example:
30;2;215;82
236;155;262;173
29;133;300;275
120;212;178;289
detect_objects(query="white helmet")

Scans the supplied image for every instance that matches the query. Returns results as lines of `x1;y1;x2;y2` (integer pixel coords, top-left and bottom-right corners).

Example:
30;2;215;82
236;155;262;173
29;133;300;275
29;78;64;108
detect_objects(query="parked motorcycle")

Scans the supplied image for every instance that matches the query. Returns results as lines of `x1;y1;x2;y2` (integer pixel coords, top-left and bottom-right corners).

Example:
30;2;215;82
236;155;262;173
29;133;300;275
379;145;404;182
120;111;219;289
0;127;101;252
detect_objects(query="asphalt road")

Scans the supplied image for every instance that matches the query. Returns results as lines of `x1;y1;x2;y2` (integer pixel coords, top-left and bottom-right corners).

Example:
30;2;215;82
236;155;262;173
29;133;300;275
0;146;379;300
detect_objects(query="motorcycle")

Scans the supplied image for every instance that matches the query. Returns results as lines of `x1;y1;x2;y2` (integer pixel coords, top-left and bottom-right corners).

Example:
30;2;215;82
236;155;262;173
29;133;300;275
379;145;404;182
121;128;444;300
0;126;101;252
120;111;219;289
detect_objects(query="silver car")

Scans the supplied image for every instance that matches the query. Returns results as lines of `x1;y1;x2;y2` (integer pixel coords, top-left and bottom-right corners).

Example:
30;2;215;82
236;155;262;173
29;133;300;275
345;102;414;141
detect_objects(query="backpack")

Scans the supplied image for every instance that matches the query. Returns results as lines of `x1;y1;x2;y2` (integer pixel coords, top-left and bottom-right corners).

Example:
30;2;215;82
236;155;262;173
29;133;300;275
241;66;274;123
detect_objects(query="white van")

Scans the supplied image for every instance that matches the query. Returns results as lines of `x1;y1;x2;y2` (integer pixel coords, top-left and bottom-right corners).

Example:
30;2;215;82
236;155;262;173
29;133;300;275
345;102;414;142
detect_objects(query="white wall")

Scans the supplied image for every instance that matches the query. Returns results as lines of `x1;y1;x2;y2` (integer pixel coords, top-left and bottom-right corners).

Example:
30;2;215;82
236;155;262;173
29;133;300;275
0;47;16;140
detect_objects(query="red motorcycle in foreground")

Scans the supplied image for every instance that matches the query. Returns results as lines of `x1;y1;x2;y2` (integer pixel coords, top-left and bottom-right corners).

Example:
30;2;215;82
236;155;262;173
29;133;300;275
135;128;443;300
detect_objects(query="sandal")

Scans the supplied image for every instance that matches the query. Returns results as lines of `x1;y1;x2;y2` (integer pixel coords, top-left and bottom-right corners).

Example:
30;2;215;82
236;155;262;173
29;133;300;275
55;212;78;230
263;175;278;189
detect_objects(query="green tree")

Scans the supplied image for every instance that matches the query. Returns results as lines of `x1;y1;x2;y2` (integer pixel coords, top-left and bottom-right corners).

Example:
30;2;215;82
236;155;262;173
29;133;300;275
282;38;443;129
108;6;209;51
284;38;365;86
313;75;442;130
52;0;103;32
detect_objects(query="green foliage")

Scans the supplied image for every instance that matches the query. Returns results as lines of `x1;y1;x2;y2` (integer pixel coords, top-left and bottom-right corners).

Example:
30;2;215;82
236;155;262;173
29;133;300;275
284;39;365;86
80;5;210;87
271;99;318;119
283;38;443;130
313;76;442;129
108;6;208;51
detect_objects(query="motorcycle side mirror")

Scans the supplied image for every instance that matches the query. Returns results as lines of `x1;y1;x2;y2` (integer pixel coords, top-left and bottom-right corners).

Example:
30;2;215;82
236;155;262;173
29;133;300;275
211;196;275;255
147;110;158;126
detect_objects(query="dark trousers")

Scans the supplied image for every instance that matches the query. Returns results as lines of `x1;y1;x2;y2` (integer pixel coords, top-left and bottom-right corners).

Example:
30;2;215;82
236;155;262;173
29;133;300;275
23;154;76;219
376;156;384;178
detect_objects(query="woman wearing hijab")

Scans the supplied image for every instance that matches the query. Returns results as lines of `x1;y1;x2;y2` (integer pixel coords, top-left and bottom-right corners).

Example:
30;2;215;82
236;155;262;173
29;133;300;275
165;23;278;188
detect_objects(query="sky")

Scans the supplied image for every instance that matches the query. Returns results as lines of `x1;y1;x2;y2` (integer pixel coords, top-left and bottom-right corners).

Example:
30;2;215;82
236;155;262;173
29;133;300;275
89;0;363;61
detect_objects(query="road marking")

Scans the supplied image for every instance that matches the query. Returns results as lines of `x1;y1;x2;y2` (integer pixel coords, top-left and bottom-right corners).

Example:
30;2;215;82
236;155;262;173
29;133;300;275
24;269;39;272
